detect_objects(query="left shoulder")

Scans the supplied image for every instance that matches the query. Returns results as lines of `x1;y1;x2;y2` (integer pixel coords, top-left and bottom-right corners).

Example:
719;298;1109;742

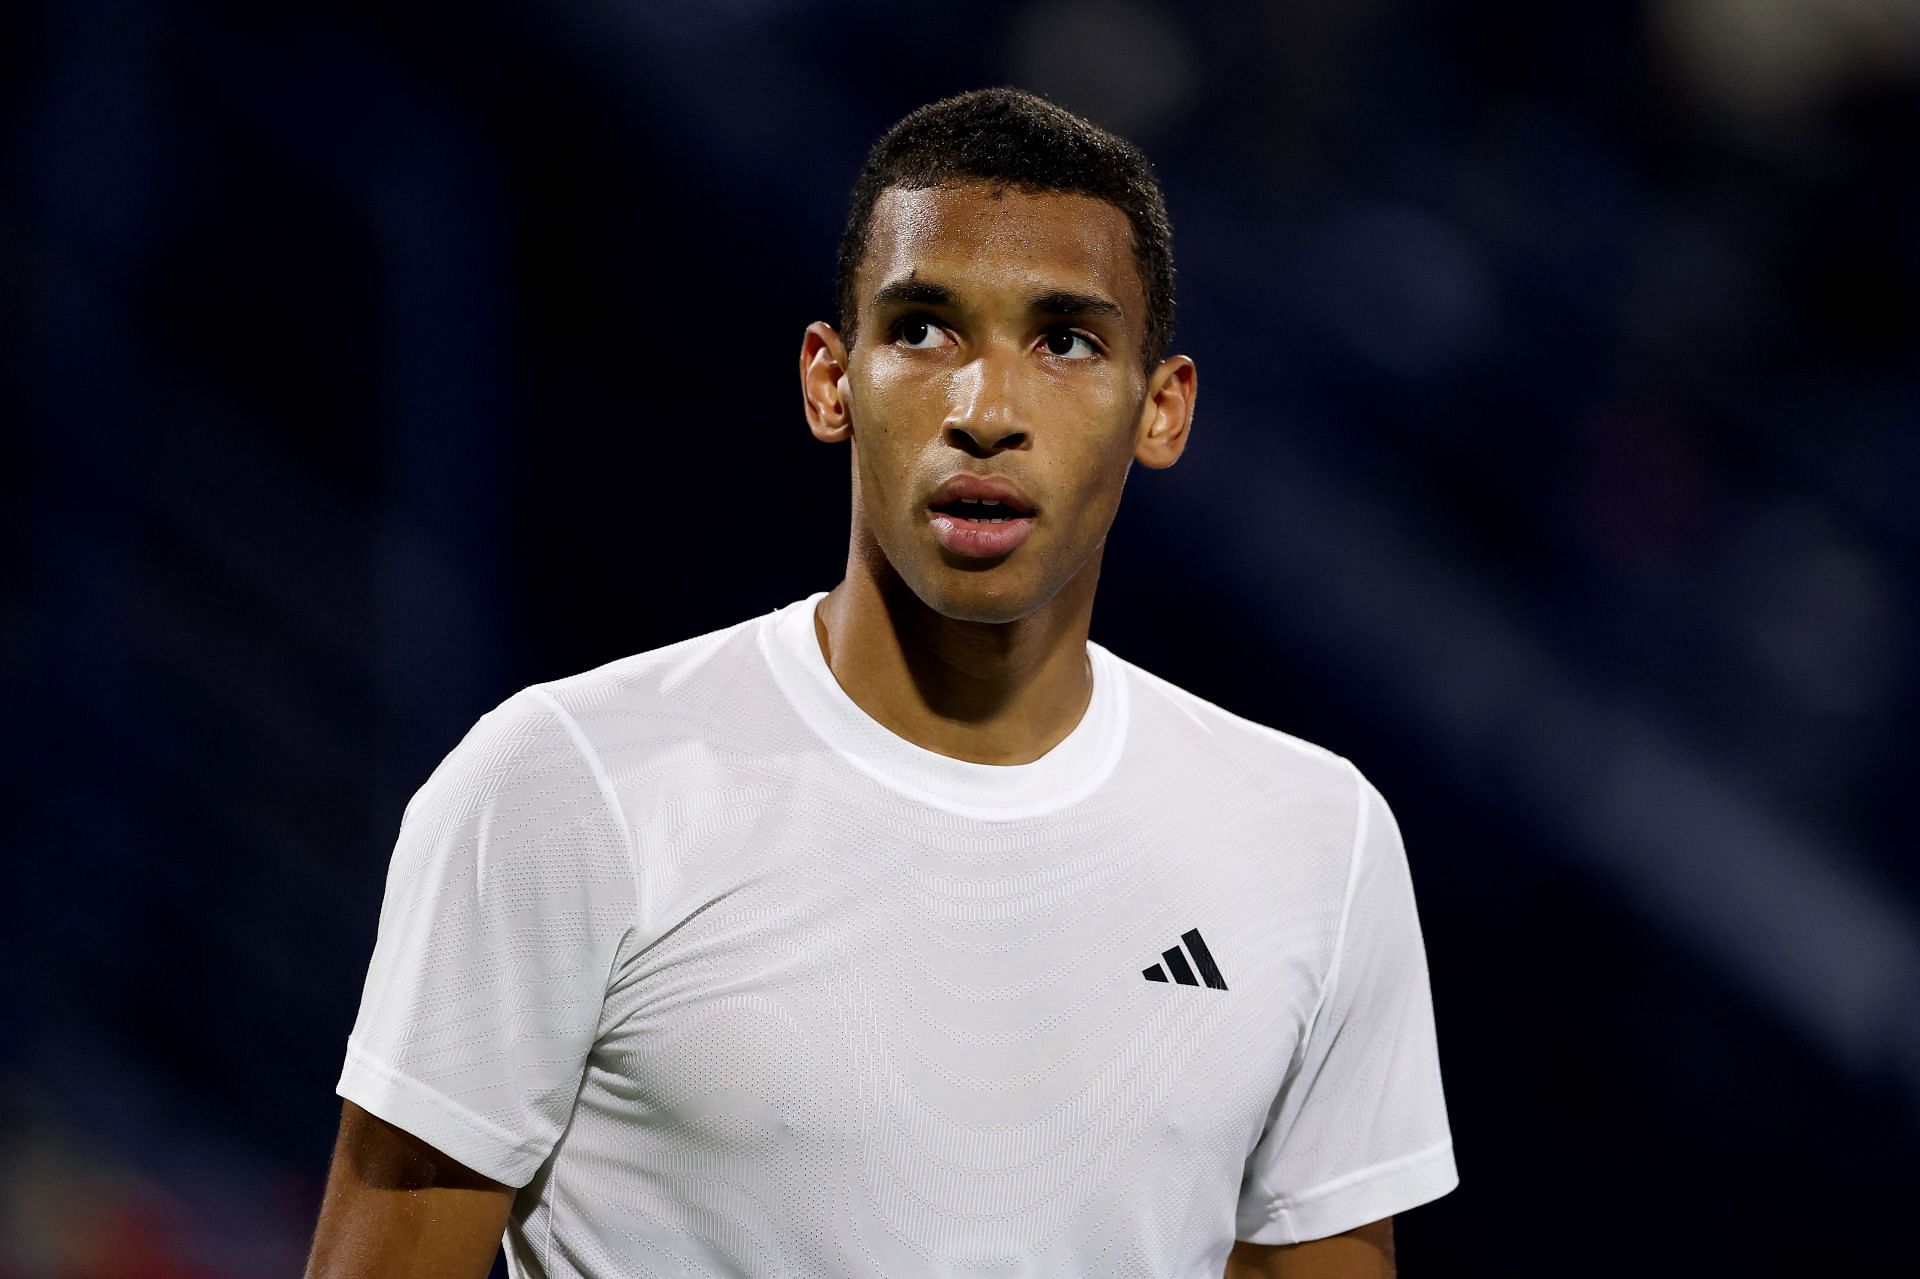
1098;642;1362;801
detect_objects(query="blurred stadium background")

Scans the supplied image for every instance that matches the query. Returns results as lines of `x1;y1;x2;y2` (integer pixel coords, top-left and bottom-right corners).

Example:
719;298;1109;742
5;0;1918;1274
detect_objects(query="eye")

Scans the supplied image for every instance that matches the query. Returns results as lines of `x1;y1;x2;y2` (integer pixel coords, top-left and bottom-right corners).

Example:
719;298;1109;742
1041;328;1100;360
893;315;953;350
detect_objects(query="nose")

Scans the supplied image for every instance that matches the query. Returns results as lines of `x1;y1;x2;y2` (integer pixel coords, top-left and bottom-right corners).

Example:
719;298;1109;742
943;349;1029;454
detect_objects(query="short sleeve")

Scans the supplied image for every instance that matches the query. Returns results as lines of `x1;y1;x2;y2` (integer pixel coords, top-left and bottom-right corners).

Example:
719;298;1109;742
336;686;639;1189
1235;768;1458;1243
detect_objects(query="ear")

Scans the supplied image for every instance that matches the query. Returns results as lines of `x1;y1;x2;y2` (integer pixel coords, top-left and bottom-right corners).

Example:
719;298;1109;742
801;321;854;444
1133;354;1197;469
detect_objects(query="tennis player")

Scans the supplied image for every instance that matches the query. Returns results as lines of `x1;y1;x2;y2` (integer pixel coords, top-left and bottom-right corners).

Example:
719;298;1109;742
305;87;1456;1279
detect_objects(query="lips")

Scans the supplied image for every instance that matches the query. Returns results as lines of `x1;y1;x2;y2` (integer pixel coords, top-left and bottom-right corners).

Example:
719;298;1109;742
926;473;1037;516
928;507;1036;558
925;473;1038;559
929;497;1029;522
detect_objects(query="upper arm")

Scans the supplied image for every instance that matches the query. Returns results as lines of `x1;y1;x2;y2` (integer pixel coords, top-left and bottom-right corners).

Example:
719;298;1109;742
1225;1217;1395;1279
1234;771;1456;1242
304;1099;514;1279
336;687;637;1186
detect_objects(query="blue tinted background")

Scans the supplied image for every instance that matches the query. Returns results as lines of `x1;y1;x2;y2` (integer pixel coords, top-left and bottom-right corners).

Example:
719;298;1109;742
5;1;1917;1274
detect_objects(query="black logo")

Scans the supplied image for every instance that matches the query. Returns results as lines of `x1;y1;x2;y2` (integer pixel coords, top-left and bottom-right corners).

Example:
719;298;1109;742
1142;928;1228;990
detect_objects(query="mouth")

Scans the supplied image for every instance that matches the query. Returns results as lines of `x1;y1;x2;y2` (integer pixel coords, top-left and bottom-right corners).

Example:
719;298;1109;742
926;500;1037;558
927;497;1034;524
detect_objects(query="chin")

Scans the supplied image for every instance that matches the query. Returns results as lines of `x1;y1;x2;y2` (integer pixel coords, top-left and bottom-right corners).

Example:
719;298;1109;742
904;561;1057;625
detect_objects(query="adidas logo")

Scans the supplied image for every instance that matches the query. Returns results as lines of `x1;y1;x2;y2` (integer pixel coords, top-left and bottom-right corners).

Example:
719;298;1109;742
1142;928;1228;990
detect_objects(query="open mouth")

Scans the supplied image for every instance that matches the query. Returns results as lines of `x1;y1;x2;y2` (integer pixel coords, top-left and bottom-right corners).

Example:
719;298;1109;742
927;497;1037;558
928;497;1034;523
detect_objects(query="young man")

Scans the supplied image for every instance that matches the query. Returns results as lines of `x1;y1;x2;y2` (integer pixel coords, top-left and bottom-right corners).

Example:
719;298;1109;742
306;89;1456;1278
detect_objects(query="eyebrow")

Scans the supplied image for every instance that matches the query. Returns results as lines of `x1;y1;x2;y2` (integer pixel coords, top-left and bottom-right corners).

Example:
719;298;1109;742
869;278;1124;322
1025;289;1124;321
871;279;958;311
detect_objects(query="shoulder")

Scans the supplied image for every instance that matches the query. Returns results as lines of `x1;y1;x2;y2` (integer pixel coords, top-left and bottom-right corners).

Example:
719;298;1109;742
405;609;767;821
1098;642;1364;802
514;608;771;751
1096;644;1390;893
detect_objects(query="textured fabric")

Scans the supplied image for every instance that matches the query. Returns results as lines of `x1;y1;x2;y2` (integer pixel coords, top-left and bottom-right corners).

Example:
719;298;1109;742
337;591;1456;1277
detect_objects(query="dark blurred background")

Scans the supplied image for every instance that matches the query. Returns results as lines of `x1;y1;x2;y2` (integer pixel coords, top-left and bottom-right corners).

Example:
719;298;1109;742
5;0;1918;1275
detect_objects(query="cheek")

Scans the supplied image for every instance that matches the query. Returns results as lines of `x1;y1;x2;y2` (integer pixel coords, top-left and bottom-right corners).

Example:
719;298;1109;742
1044;377;1141;460
848;371;932;522
1040;364;1137;423
851;362;940;441
1085;398;1151;512
859;358;965;433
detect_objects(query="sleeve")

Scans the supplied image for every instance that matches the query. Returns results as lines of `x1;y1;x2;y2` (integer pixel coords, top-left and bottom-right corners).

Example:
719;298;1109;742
1234;766;1458;1243
335;685;639;1189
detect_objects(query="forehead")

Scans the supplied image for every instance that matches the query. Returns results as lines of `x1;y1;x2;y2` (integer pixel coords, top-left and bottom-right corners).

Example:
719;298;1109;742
860;182;1144;312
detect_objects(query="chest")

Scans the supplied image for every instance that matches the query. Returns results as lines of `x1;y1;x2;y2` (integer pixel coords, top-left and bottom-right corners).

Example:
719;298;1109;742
586;812;1338;1184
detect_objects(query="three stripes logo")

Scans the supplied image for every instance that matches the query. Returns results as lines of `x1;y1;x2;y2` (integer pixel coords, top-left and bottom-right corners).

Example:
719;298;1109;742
1143;928;1228;991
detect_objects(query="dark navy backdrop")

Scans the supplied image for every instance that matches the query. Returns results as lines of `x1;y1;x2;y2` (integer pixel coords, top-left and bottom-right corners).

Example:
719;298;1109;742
6;1;1917;1274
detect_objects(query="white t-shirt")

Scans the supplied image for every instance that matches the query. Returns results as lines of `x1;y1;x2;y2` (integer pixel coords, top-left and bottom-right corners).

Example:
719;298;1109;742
337;592;1456;1277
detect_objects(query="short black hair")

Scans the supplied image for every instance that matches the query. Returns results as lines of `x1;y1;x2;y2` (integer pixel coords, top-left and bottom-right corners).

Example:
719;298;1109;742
834;87;1175;371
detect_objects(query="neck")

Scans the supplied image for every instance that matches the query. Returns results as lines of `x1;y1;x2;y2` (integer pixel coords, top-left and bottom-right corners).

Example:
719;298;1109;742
813;544;1103;766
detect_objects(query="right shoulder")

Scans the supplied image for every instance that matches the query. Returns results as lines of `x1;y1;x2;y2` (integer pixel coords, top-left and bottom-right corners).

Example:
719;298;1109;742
409;611;765;820
516;609;771;759
403;603;815;881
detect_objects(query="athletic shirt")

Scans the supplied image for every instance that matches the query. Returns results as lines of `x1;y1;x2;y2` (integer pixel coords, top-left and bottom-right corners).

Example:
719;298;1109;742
337;592;1457;1277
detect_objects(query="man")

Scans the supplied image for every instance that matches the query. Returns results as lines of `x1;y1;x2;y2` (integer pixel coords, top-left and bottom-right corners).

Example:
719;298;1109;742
306;88;1456;1278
